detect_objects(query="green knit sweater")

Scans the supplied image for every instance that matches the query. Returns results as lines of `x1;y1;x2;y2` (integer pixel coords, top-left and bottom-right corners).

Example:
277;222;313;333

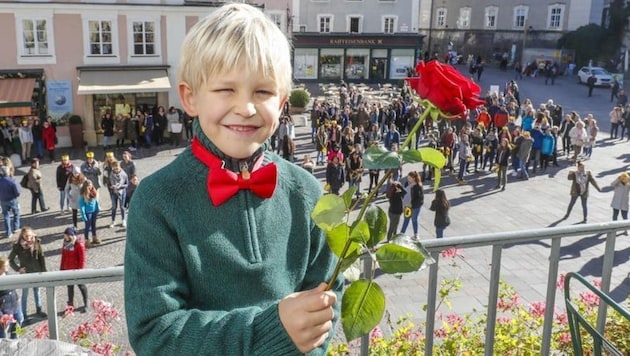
124;123;342;355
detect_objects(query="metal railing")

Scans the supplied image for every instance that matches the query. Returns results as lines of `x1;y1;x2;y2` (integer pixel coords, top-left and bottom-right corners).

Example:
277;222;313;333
0;220;628;356
0;266;124;340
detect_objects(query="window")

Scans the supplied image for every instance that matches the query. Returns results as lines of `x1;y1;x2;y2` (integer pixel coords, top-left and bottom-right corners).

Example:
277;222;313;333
458;7;471;29
383;16;396;33
132;21;155;55
348;16;362;33
89;20;113;55
436;8;447;28
21;19;49;55
548;5;564;29
318;15;332;33
513;6;528;28
268;12;283;30
299;25;307;32
485;6;498;29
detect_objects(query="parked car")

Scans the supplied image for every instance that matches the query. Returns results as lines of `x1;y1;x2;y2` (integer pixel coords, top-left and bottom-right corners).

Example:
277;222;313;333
577;66;613;87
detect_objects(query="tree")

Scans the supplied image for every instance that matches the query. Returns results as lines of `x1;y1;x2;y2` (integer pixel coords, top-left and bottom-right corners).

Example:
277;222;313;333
557;24;608;67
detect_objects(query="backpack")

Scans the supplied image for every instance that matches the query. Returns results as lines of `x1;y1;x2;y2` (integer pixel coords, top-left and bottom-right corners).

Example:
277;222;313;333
20;174;28;189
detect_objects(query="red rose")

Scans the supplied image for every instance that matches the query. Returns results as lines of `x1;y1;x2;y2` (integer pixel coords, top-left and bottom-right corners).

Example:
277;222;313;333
406;61;485;116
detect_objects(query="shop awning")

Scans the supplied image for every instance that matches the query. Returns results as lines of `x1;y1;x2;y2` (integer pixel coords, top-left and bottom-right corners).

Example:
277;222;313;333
77;69;171;95
0;78;36;116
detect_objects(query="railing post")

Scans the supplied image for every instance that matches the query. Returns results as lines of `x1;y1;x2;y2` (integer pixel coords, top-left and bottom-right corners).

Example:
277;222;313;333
541;237;562;354
484;244;503;356
46;286;58;340
596;231;617;336
424;251;440;356
360;256;372;356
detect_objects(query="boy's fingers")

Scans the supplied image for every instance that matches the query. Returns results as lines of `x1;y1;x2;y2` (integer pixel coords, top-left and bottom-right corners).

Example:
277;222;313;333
302;290;337;312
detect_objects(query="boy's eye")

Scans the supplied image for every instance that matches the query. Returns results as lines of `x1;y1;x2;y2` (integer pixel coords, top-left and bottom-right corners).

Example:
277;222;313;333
256;89;274;95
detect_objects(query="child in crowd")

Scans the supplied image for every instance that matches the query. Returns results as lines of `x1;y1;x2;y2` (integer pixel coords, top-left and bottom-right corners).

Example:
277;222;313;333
8;227;47;320
124;4;342;356
60;226;88;312
79;180;100;246
0;256;23;338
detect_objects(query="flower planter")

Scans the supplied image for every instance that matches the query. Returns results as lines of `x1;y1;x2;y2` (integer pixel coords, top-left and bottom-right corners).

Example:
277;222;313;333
69;124;84;149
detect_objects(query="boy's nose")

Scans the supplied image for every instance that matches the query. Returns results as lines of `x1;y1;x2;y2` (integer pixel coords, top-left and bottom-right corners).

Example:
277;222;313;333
234;97;256;118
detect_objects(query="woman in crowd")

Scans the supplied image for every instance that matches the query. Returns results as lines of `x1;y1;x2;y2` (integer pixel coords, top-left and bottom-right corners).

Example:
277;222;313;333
430;189;450;239
400;171;424;240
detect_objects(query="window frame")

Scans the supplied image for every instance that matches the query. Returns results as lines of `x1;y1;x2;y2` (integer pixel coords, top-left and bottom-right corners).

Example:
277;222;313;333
485;6;498;29
318;14;333;33
547;4;565;30
82;13;120;65
458;7;471;29
347;15;363;33
513;6;529;29
382;15;397;33
127;15;162;64
435;8;447;28
15;10;56;65
267;10;286;32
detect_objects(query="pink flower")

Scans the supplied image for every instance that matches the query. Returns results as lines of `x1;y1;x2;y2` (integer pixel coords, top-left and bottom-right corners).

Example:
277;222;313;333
555;312;568;326
528;301;546;318
497;316;511;324
63;304;75;319
34;322;49;339
558;332;571;344
434;328;447;338
497;294;519;312
592;279;602;288
91;342;115;356
556;274;566;290
444;313;464;328
440;248;464;259
579;291;600;308
370;326;383;340
0;314;16;330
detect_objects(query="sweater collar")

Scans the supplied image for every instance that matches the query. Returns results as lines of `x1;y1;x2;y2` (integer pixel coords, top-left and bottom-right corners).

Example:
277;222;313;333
192;119;270;173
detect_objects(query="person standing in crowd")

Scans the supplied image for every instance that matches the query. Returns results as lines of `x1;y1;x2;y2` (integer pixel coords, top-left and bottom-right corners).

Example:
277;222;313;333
610;172;630;227
56;155;74;214
563;161;601;223
142;109;154;148
100;111;115;150
79;180;100;247
60;226;89;312
167;106;183;147
456;133;472;184
386;180;406;242
153;106;167;146
301;155;315;174
18;120;33;165
430;189;450;238
124;174;139;227
120;151;136;178
587;73;596;97
346;149;364;199
569;119;587;163
101;152;115;207
182;110;194;142
31;117;43;159
0;166;20;238
315;126;328;166
81;151;101;193
0;256;23;338
65;166;85;229
399;171;424;240
115;114;127;148
609;105;623;140
26;158;48;214
281;133;295;162
540;127;556;172
42;120;57;163
326;155;345;195
8;227;47;320
108;161;128;228
127;111;140;151
125;5;341;354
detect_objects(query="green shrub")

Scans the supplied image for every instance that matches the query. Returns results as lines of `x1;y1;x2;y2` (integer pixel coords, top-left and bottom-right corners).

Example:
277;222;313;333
289;88;311;108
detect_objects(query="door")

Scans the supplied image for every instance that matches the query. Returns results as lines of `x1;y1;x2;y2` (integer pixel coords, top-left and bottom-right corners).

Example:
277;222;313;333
370;58;387;80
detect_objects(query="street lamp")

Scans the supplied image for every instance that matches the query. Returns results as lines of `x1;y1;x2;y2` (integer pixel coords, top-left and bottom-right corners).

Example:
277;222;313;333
521;19;532;65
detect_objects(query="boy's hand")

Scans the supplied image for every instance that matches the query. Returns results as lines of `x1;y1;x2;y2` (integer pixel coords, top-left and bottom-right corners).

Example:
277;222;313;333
278;283;337;353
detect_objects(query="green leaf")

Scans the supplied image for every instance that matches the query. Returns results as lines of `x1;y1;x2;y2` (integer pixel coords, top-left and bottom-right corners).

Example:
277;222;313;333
349;220;370;244
364;205;387;248
432;167;442;192
338;249;362;273
418;147;446;169
341;280;386;341
311;194;346;231
430;109;440;122
363;145;402;170
325;224;361;258
399;148;423;163
375;243;426;274
341;186;357;208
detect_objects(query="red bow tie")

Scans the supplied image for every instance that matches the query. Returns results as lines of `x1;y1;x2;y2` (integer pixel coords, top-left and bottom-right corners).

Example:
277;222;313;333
191;138;277;206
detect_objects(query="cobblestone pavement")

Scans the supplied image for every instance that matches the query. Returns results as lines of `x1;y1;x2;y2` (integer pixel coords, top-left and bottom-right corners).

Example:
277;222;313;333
2;65;629;351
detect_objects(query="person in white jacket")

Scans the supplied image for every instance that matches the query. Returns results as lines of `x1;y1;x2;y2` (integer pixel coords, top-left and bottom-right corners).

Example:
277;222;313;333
18;119;33;164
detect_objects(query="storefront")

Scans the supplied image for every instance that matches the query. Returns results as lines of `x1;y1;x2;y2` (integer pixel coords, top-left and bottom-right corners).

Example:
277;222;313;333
0;68;46;120
292;33;423;83
76;65;172;146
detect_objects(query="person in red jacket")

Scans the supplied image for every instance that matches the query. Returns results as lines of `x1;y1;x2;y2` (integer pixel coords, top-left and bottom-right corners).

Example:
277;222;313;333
60;226;88;312
41;121;57;163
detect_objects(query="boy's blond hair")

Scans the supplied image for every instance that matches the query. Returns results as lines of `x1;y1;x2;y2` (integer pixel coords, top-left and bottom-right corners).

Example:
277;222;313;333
178;3;292;97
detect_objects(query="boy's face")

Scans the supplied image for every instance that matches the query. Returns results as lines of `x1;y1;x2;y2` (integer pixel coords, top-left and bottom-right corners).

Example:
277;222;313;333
0;261;8;274
180;66;287;159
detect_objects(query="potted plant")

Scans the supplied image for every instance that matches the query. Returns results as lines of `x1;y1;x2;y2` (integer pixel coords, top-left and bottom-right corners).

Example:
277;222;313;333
289;88;311;114
68;115;83;149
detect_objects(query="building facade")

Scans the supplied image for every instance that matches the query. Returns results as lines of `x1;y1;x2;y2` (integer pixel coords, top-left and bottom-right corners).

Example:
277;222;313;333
0;0;291;146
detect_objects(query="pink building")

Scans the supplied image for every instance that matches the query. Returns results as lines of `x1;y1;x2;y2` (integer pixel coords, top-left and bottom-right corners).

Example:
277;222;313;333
0;0;291;146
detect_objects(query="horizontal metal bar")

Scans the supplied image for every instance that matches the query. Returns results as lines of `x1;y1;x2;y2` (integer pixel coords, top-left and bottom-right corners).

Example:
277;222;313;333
0;266;124;290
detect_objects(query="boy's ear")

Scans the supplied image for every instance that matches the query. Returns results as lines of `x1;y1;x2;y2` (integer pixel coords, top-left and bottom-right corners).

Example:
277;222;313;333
179;82;198;117
279;95;288;110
